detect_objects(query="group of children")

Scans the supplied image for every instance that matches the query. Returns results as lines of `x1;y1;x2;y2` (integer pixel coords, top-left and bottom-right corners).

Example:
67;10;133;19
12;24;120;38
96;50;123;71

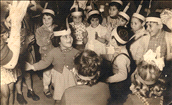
1;0;172;105
25;0;172;105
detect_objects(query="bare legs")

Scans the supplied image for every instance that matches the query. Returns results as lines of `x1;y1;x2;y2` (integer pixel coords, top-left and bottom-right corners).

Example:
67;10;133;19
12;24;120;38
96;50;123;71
1;83;14;105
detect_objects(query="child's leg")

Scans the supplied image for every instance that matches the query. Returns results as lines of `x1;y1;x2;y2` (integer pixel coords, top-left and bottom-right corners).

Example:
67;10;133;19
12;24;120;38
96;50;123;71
1;83;10;105
43;68;52;91
15;76;22;94
8;83;14;105
53;71;64;100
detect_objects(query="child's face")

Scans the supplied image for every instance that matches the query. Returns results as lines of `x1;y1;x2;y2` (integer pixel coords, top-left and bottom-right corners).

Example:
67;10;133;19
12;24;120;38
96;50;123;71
72;15;82;25
43;15;53;28
90;18;99;28
109;6;118;17
146;21;161;37
118;16;127;26
131;17;143;33
60;34;73;48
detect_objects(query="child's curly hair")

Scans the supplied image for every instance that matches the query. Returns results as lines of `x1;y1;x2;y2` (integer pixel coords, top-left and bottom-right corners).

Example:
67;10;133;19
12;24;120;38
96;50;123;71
130;61;166;98
74;50;102;86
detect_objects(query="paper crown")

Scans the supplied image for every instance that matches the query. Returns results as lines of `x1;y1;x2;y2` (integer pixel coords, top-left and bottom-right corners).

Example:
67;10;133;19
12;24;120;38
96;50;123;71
143;46;165;71
112;26;130;44
133;13;145;21
118;2;130;21
88;10;100;17
53;29;71;36
146;12;162;24
42;9;55;16
110;0;123;6
132;0;145;21
42;2;55;16
119;12;130;21
70;1;83;16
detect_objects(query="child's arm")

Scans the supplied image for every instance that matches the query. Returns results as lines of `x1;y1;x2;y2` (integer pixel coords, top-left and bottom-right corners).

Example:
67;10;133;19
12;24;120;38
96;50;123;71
106;55;129;83
35;29;51;46
26;50;54;71
95;32;108;45
82;31;88;45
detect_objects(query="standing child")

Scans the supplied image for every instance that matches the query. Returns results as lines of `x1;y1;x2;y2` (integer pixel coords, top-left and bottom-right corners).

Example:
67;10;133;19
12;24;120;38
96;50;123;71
102;0;123;33
35;7;57;98
106;26;131;104
106;2;131;60
130;2;147;61
68;6;88;51
26;26;79;104
85;9;108;55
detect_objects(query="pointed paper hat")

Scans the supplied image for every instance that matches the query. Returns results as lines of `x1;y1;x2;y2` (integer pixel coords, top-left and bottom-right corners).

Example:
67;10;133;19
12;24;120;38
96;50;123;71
42;2;55;16
132;0;145;21
109;0;123;6
118;2;130;21
70;0;83;16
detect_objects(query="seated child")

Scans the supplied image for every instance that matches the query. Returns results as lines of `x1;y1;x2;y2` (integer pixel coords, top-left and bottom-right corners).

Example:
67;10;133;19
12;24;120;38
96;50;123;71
26;25;79;104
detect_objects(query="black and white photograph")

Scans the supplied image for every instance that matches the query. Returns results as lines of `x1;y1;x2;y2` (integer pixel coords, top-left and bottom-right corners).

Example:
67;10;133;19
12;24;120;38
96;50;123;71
1;0;172;105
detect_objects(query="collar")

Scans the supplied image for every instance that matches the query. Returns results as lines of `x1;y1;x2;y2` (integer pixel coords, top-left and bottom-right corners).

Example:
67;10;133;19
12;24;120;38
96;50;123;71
110;15;118;19
60;47;73;53
134;27;145;40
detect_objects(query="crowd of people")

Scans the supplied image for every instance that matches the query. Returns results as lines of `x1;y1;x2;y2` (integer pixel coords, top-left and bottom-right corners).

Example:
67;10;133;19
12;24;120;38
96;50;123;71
1;0;172;105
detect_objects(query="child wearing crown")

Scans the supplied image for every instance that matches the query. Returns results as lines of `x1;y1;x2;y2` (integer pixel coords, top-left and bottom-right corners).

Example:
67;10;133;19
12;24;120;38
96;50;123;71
26;25;79;104
68;4;88;51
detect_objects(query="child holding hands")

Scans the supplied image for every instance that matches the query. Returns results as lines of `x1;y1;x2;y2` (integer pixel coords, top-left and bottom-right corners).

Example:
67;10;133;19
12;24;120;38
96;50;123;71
26;26;79;104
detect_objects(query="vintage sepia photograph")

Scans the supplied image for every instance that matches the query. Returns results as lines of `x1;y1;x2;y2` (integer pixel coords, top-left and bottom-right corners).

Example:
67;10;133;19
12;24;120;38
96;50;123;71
1;0;172;105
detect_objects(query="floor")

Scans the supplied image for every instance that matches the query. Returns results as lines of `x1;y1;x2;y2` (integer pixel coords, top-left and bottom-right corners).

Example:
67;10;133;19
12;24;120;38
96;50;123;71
13;73;54;105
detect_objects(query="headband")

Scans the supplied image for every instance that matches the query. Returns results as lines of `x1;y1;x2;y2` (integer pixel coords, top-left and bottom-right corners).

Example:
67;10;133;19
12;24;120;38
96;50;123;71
146;17;162;24
133;13;145;21
78;74;96;81
119;12;130;21
71;11;83;16
88;10;100;17
112;28;127;44
42;9;55;16
53;29;71;36
110;0;123;6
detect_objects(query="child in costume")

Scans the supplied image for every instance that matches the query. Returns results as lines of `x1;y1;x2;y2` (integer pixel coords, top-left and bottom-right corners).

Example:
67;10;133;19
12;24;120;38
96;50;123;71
106;2;131;61
124;49;166;105
85;9;108;55
35;6;57;98
68;3;88;51
106;26;131;104
102;0;123;34
130;1;147;61
1;1;30;105
26;26;79;104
